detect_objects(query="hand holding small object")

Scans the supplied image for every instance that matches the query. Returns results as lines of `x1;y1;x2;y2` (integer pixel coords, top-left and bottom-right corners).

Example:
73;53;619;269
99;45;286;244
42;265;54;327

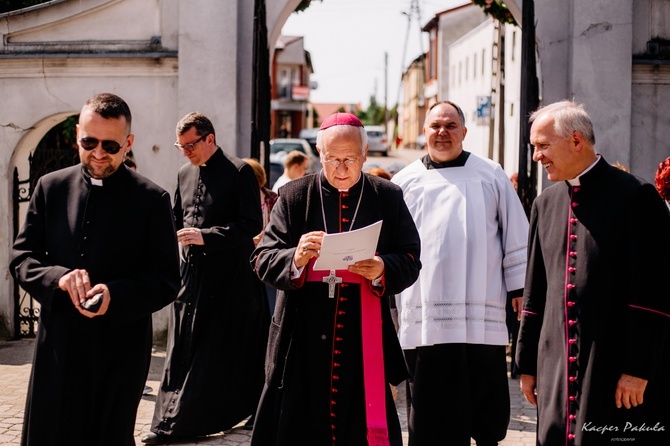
81;292;103;313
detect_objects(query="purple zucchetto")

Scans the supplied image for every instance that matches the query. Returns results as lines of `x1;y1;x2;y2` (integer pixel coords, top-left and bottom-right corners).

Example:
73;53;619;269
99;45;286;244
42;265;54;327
319;112;364;130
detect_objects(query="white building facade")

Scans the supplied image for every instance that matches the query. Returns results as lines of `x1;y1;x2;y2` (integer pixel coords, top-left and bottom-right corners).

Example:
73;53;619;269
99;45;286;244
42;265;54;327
416;3;521;178
447;19;522;176
1;0;669;338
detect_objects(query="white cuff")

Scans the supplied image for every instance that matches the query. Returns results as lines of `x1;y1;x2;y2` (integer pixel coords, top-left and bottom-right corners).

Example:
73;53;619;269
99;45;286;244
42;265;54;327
291;261;305;279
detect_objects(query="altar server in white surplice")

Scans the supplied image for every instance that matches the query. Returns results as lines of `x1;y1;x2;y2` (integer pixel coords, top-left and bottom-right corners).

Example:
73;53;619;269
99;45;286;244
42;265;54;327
392;101;529;446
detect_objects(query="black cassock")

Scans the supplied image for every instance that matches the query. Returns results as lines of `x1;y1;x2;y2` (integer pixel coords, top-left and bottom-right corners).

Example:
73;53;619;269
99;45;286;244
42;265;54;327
11;165;181;446
250;173;421;446
151;148;269;436
516;158;670;445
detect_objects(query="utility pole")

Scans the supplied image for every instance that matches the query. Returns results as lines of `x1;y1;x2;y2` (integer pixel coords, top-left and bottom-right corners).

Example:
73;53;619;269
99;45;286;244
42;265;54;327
397;0;426;150
397;9;412;134
384;52;389;133
488;20;500;161
498;24;506;168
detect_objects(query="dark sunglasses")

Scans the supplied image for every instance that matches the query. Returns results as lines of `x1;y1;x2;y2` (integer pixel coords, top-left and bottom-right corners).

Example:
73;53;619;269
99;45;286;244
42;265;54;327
79;137;128;155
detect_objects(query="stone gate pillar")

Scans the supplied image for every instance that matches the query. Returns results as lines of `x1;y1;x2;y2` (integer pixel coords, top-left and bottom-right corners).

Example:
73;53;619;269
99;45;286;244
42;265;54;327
176;0;254;158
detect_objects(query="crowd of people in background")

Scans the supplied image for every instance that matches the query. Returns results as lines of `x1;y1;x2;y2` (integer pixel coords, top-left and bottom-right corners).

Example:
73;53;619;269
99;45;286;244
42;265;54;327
270;150;309;193
11;93;669;446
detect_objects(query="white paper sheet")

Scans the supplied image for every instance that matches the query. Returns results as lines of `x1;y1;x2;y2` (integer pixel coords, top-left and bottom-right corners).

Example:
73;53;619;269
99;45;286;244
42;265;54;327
312;220;383;271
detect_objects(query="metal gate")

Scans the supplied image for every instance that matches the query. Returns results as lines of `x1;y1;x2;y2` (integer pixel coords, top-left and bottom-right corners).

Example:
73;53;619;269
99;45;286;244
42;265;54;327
12;165;37;337
12;116;79;338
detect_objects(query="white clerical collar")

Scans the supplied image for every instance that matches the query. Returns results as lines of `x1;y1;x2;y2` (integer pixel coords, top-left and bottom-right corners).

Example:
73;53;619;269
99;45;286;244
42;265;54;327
319;171;365;232
91;178;103;187
319;170;362;192
567;154;601;186
338;172;362;192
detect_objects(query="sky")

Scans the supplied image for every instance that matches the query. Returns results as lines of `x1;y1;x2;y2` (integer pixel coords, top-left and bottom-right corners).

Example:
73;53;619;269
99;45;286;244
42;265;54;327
281;0;467;110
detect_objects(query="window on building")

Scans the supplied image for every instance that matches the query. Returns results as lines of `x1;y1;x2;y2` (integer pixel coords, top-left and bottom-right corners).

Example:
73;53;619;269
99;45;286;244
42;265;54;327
430;37;437;79
474;53;477;79
482;49;486;76
512;31;517;62
278;68;291;99
292;67;300;87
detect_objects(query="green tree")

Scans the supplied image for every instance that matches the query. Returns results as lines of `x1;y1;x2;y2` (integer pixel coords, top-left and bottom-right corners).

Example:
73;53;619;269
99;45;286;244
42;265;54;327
471;0;518;26
294;0;323;13
360;96;386;126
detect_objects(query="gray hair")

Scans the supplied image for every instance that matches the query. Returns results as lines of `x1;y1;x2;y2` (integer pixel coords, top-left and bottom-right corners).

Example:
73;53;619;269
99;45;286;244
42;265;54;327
529;100;596;146
316;126;368;155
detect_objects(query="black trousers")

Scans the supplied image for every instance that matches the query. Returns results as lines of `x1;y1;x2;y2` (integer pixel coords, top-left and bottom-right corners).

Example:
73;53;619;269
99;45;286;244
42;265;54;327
404;343;510;446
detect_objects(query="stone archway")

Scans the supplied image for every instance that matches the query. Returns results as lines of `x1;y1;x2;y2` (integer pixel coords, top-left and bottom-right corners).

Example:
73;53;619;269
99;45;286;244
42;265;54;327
267;0;304;57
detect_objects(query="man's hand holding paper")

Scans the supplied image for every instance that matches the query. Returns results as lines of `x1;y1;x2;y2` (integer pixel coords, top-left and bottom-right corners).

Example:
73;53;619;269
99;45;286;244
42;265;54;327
348;256;385;281
294;231;325;268
313;220;383;272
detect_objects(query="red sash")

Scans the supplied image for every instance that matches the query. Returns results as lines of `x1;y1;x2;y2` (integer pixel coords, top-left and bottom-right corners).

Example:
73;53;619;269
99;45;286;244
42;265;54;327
306;266;390;446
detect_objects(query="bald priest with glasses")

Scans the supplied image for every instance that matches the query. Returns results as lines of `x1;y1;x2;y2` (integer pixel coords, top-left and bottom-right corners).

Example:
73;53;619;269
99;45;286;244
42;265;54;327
250;112;421;446
11;93;181;446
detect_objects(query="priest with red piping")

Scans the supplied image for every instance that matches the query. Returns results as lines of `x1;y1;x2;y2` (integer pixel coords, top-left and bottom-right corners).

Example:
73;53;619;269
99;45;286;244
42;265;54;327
251;112;421;446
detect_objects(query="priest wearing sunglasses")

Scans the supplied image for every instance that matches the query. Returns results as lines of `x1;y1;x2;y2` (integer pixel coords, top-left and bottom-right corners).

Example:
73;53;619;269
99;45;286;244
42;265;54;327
10;93;181;446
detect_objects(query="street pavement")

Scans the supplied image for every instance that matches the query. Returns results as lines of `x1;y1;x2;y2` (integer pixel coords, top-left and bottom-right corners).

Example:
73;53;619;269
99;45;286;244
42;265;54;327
365;147;425;175
0;338;537;445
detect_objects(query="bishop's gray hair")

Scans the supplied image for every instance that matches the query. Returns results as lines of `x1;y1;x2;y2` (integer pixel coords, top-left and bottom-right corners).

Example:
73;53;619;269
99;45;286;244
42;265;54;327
530;100;596;146
316;125;368;155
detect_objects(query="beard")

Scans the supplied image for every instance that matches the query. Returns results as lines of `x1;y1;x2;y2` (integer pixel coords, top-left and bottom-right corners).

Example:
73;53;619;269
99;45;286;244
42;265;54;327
83;158;118;179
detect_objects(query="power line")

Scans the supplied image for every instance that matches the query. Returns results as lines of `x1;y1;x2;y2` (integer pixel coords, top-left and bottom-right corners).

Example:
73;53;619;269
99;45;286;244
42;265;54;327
396;0;425;109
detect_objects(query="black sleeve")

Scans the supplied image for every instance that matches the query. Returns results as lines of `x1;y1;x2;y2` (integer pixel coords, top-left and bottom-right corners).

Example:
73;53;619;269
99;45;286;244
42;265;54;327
10;178;70;312
515;200;546;376
621;184;670;379
200;163;263;252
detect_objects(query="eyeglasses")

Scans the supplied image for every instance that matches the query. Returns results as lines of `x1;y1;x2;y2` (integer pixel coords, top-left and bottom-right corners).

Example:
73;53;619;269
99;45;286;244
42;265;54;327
322;158;359;169
174;134;208;152
79;137;128;155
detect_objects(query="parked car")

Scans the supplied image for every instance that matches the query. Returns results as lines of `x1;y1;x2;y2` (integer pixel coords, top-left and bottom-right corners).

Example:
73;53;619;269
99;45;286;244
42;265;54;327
269;138;321;174
268;159;284;188
298;128;319;154
415;133;426;150
364;125;389;156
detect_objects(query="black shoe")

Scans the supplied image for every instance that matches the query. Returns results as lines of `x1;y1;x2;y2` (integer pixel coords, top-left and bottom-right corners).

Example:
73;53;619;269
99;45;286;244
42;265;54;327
141;433;170;444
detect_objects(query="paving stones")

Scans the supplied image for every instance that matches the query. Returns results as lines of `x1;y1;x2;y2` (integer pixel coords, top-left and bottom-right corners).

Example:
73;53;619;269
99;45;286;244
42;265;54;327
0;339;537;445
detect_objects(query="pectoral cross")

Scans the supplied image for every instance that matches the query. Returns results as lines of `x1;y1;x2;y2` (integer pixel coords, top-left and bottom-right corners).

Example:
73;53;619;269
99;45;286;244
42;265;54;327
322;270;342;298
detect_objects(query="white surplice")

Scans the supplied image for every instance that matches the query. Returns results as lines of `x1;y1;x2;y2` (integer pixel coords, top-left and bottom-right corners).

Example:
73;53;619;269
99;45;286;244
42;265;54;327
392;154;529;348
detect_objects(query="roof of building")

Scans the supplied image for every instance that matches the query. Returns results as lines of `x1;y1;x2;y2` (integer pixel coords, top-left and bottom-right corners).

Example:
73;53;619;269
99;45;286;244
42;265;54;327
312;103;361;127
